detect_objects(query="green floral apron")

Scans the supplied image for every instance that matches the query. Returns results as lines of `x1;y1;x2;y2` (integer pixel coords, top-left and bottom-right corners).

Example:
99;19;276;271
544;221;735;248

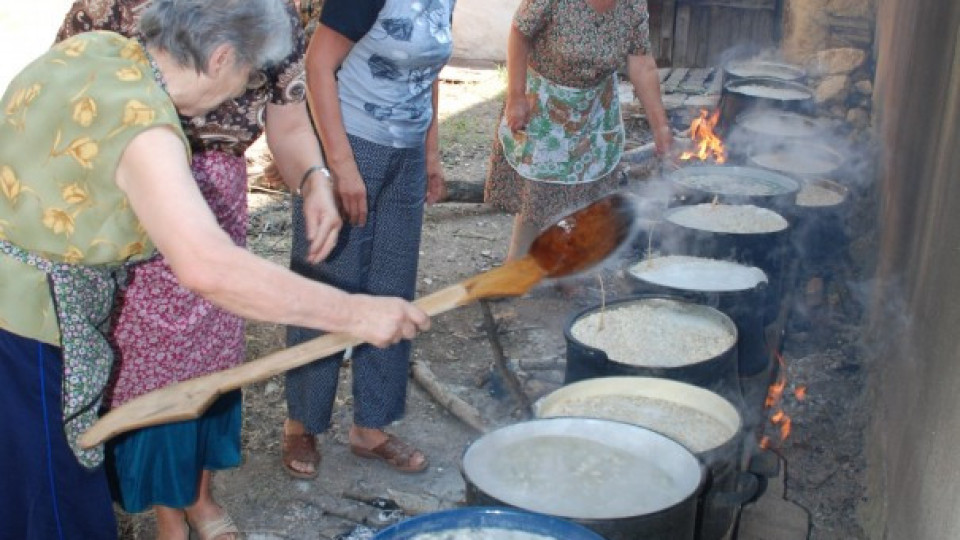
498;69;624;184
0;239;124;468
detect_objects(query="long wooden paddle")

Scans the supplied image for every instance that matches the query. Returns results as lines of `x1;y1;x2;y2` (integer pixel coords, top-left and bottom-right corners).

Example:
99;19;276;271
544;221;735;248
79;192;639;449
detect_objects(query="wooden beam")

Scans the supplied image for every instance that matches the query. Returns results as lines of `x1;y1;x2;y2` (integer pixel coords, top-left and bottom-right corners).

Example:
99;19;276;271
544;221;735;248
674;4;691;67
663;67;690;93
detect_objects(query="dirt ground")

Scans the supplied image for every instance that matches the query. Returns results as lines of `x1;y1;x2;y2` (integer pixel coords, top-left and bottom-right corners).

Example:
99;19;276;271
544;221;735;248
0;6;871;536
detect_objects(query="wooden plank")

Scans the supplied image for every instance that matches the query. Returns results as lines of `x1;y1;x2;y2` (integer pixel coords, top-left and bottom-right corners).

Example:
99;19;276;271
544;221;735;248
648;0;663;60
679;67;713;93
688;6;710;68
694;0;776;8
660;0;677;67
658;68;672;84
706;68;724;94
674;4;692;67
662;67;690;92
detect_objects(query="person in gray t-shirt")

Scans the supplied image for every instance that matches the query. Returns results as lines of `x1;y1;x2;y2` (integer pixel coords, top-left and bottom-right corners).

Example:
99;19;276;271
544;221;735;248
281;0;455;479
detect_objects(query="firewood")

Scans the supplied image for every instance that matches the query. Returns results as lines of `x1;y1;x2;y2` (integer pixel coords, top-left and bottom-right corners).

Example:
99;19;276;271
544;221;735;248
411;360;489;433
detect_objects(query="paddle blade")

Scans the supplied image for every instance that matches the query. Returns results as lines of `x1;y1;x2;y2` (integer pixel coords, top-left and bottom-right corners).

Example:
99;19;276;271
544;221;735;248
529;191;639;278
78;376;219;448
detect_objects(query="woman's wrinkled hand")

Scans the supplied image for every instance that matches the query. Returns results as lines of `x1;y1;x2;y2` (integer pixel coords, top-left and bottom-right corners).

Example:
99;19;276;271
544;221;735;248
349;294;431;348
333;168;368;227
426;153;447;204
300;172;343;263
653;124;675;158
505;93;532;133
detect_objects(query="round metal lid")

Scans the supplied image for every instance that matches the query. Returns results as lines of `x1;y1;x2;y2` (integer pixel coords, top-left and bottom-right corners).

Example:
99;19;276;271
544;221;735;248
724;76;813;101
628;255;768;293
735;110;824;139
462;417;704;520
667;165;800;198
724;59;806;81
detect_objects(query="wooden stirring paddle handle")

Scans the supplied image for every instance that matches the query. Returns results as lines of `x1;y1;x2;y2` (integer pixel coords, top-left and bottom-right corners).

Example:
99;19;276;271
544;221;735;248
78;257;546;449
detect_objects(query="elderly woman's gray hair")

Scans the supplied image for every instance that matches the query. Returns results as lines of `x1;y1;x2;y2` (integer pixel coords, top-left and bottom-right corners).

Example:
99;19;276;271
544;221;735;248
139;0;293;72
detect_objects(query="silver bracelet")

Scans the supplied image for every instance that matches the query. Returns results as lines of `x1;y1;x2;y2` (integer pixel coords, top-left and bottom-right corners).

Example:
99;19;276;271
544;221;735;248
297;165;331;196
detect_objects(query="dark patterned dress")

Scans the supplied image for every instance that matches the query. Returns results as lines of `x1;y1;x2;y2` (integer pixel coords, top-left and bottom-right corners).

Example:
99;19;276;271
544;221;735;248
55;0;307;512
484;0;651;228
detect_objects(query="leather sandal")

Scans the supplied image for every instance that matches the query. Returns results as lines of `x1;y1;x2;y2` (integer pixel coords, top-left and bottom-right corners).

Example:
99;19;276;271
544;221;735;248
190;512;239;540
281;433;320;480
350;433;428;473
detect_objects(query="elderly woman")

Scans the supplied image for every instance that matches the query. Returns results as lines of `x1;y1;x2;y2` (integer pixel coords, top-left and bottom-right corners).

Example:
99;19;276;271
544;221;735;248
280;0;454;480
0;0;428;538
485;0;673;262
56;0;338;537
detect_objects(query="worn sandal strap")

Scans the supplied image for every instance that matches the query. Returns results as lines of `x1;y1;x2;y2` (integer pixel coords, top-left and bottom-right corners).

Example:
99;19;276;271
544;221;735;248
194;513;239;540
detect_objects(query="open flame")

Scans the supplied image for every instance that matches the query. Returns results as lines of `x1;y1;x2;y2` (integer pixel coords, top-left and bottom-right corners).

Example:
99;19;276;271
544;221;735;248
679;109;727;164
759;353;806;450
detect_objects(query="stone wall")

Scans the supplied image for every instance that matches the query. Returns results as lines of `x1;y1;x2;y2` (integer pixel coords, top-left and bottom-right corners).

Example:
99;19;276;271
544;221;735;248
782;0;877;140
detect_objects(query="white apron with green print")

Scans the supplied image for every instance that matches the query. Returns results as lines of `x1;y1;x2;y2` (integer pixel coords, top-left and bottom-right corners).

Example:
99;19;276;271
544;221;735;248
498;69;624;184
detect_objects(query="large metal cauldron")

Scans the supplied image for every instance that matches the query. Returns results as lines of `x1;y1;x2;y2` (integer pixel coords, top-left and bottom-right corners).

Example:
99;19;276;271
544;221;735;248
563;295;740;397
746;140;846;182
627;255;769;381
718;77;814;135
656;201;793;328
372;507;605;539
535;377;758;540
789;179;850;267
726;110;826;163
460;417;705;540
667;165;800;214
723;59;806;84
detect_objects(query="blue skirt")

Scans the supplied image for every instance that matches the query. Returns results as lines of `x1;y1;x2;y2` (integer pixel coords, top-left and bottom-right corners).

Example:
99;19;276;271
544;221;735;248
107;390;242;513
0;328;117;540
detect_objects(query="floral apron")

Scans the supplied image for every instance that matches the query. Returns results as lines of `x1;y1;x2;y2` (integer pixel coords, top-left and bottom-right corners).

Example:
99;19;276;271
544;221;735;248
0;239;126;468
498;69;624;184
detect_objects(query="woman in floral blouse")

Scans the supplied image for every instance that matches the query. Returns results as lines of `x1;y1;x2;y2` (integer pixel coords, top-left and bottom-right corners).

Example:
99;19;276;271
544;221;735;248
485;0;673;263
0;1;429;538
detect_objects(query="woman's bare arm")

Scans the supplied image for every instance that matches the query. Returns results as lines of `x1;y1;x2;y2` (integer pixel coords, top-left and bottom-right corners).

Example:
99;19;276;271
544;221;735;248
114;126;429;347
627;52;673;155
305;25;368;226
265;100;342;262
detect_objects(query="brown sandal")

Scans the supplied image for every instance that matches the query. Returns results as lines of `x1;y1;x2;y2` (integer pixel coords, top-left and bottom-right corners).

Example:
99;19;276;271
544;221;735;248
350;434;428;473
281;433;320;480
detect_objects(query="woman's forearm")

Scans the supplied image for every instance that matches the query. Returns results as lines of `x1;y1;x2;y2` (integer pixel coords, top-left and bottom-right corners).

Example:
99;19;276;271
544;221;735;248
628;53;669;131
305;30;358;179
265;101;327;193
116;127;426;345
506;24;531;99
425;79;441;161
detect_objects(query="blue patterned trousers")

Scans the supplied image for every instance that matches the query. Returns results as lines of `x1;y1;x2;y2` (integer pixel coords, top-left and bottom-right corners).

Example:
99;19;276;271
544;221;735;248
285;134;427;433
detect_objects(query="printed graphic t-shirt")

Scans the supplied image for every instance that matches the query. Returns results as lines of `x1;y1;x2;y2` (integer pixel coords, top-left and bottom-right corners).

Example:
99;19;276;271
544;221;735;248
321;0;455;148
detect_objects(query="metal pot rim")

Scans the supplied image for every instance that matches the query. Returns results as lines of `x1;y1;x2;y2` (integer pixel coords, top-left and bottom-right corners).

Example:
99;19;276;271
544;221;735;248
461;417;706;520
724;60;806;81
723;76;814;99
626;255;769;293
563;294;739;369
667;164;801;199
533;376;743;449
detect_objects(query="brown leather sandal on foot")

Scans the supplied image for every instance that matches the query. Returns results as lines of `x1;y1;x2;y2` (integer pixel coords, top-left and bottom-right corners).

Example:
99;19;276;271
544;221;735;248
281;433;320;480
350;434;428;473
